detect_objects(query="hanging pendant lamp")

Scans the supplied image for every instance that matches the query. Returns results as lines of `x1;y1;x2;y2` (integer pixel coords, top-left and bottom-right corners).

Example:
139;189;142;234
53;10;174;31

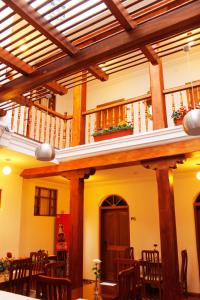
35;142;55;161
35;95;56;161
183;108;200;136
182;43;200;136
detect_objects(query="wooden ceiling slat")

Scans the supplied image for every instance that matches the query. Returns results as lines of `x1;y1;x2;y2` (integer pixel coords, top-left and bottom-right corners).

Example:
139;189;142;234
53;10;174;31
1;11;15;23
52;1;105;35
103;0;136;30
87;65;108;82
0;46;67;95
3;0;78;56
44;0;91;24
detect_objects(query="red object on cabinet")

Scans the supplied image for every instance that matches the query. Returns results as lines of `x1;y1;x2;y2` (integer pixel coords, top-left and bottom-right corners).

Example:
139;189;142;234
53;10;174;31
56;214;70;251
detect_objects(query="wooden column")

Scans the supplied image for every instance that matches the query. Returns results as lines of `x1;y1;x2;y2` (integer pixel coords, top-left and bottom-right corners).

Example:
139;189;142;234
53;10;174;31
143;156;185;300
71;72;87;146
149;62;167;130
63;168;95;288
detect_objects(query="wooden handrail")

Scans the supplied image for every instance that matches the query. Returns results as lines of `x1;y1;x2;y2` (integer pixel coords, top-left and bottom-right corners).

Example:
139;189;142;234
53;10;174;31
33;103;72;120
163;81;200;95
83;93;151;116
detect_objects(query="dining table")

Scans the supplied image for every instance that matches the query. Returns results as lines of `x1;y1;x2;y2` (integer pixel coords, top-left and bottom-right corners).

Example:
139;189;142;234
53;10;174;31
72;281;118;299
0;291;36;299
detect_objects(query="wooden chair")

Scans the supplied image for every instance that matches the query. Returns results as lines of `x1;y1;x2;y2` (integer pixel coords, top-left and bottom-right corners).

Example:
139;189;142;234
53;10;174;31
180;249;188;297
117;266;138;300
30;251;49;275
8;258;32;296
116;259;141;300
36;275;71;300
44;261;67;278
116;258;136;279
141;250;163;299
30;251;48;290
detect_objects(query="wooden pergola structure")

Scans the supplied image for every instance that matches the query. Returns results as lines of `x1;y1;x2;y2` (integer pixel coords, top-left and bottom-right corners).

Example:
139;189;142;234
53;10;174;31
1;1;200;299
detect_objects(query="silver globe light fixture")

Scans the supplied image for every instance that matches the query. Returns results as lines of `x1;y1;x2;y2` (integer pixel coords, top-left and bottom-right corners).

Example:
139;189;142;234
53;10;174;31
182;42;200;136
183;109;200;136
35;94;56;161
35;143;55;161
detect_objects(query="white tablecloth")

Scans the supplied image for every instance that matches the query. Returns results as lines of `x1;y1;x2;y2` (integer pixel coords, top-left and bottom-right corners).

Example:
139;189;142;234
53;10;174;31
0;291;37;299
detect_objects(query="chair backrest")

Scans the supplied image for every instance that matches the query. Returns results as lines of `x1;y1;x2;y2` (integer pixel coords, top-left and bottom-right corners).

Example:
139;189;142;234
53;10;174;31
44;261;67;278
180;249;188;295
30;251;49;275
8;258;32;296
36;275;71;300
141;250;162;282
125;247;134;260
116;258;139;281
118;266;138;300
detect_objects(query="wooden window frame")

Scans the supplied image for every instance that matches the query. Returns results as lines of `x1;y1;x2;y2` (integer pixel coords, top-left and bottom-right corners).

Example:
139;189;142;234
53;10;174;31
34;186;57;216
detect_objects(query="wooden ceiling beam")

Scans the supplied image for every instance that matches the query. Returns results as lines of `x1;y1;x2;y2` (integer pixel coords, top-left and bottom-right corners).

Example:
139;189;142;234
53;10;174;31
102;0;159;65
3;0;78;56
103;0;136;30
140;45;160;65
0;48;67;95
1;1;200;102
20;137;200;178
0;47;33;75
45;82;67;95
88;65;109;81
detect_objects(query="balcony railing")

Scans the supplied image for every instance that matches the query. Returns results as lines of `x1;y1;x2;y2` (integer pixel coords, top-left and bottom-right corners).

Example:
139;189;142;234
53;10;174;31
8;103;72;149
6;81;200;149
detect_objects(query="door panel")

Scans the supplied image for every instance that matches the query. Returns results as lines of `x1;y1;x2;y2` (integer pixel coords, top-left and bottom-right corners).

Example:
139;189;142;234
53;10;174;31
101;208;130;281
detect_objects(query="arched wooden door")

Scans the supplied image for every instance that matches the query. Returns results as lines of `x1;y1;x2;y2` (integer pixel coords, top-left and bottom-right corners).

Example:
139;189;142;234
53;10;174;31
100;195;130;281
194;193;200;275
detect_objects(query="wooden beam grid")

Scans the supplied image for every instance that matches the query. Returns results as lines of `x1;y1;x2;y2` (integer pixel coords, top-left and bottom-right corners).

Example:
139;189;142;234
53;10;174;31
1;0;200;101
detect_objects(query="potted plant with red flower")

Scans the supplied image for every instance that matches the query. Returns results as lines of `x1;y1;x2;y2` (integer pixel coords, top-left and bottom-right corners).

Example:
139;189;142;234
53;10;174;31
171;106;188;125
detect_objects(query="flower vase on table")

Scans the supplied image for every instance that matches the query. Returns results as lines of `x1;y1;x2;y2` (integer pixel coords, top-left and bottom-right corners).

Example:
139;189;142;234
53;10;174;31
92;259;101;297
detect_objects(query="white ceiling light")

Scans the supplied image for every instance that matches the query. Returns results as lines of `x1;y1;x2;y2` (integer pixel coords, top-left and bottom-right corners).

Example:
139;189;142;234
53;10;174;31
2;166;12;175
196;171;200;180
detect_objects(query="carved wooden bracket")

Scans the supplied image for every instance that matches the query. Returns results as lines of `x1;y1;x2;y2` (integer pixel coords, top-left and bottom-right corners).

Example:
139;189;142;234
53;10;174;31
0;109;7;117
61;168;96;180
141;155;185;170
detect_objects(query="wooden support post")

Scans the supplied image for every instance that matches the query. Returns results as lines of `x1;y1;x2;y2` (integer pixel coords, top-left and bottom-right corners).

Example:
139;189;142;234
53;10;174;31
62;168;95;288
149;62;167;129
71;73;87;146
142;156;185;300
69;176;84;287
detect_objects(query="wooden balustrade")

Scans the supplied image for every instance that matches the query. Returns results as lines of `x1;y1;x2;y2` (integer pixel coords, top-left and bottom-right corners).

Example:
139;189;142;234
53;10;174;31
6;81;200;148
10;104;72;149
164;80;200;127
84;94;152;143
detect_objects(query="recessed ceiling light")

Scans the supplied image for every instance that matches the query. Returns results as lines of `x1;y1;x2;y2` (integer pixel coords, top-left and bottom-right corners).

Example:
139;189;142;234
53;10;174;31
2;166;12;175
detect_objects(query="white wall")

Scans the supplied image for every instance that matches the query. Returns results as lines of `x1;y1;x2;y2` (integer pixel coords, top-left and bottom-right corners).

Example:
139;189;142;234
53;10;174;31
0;165;23;258
19;178;69;256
